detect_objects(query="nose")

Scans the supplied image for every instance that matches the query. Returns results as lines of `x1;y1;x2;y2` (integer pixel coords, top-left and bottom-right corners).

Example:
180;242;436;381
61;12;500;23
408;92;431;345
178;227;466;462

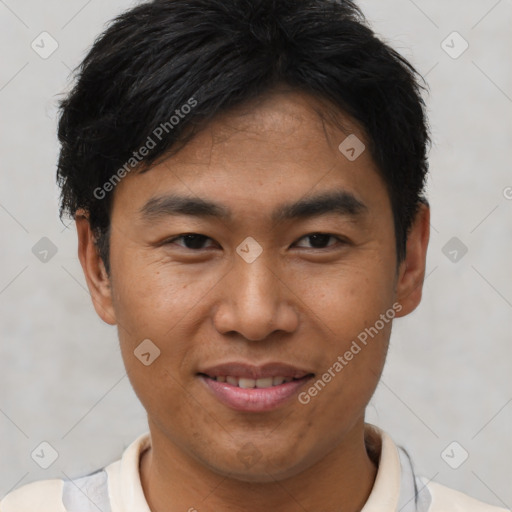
212;254;299;341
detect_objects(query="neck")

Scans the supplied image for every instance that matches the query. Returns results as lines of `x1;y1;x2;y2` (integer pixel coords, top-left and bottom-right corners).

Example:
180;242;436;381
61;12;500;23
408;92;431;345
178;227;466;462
140;419;379;512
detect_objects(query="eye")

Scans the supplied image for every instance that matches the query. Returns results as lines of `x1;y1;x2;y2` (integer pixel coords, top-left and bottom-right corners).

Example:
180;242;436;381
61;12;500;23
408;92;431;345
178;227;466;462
294;233;346;249
165;234;216;250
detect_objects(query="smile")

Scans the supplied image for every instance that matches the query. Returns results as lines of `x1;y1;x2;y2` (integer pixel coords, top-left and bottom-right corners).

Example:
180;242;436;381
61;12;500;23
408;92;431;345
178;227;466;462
197;372;314;412
204;375;302;388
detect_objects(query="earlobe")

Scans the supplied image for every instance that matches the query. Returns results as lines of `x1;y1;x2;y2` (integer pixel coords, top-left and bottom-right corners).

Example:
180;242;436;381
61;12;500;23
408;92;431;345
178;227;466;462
394;202;430;317
75;210;117;325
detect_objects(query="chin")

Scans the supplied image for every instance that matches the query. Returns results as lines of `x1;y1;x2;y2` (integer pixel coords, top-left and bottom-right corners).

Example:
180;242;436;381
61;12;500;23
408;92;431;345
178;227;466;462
201;451;310;484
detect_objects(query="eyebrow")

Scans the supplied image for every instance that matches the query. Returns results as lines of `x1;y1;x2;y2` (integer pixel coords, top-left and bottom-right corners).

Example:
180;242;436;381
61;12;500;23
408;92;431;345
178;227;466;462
272;190;367;223
138;190;368;224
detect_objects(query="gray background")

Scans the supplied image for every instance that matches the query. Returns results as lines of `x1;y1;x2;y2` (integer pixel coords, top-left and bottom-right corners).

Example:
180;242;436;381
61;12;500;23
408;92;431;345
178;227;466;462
0;0;511;508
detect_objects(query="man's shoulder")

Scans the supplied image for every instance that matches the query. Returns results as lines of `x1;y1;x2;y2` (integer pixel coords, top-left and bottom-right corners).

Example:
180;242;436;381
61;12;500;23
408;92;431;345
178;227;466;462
0;464;118;512
424;479;510;512
0;433;149;512
0;478;66;512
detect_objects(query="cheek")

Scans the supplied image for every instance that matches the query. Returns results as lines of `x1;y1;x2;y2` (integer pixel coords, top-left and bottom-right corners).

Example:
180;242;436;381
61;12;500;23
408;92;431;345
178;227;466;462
286;253;394;403
111;248;218;335
109;251;219;395
288;255;396;338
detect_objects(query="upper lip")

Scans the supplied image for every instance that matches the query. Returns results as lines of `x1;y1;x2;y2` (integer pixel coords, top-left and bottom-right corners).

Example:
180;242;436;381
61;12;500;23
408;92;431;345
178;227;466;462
197;362;314;380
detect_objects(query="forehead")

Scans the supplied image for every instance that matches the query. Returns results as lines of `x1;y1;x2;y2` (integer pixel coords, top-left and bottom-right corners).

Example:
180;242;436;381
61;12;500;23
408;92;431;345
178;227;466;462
176;88;363;166
111;88;389;222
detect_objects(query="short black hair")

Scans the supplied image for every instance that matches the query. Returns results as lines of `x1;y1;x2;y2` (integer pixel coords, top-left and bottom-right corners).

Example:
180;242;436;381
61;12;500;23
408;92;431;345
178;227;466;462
56;0;430;276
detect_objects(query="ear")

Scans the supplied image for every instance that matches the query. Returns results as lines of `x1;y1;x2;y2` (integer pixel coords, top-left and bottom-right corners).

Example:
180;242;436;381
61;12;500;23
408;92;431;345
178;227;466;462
75;210;117;325
394;201;430;317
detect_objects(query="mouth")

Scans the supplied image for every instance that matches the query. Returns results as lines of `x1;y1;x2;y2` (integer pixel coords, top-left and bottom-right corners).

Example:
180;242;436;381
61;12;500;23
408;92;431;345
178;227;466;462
199;374;312;388
196;362;315;412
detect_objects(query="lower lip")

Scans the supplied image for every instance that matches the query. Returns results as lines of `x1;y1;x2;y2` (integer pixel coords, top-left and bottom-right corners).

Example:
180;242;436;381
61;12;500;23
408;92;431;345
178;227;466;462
199;375;313;412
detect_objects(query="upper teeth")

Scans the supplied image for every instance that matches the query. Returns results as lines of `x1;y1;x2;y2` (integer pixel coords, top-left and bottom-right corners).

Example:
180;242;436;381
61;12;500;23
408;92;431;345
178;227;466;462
213;376;294;388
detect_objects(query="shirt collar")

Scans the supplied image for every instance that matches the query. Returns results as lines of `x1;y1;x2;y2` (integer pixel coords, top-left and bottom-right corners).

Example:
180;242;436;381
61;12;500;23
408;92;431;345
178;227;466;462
106;431;152;512
361;423;402;511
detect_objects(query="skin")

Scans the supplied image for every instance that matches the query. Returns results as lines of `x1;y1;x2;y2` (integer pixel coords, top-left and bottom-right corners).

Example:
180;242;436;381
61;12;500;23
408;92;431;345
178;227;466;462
76;86;429;512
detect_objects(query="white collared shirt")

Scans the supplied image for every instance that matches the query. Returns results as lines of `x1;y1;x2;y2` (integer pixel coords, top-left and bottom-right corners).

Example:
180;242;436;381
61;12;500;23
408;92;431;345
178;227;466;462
1;424;508;511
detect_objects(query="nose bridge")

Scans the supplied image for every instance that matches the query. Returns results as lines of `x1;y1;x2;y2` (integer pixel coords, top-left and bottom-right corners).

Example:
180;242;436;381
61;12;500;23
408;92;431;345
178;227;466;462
233;249;280;314
213;249;298;340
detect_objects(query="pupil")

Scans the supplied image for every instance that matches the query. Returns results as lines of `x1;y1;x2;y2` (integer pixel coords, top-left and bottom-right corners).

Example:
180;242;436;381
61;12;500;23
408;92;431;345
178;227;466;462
309;234;330;248
184;235;207;249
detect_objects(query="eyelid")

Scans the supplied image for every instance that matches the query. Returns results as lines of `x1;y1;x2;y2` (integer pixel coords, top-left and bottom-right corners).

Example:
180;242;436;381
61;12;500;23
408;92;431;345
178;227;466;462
293;233;349;249
164;234;217;249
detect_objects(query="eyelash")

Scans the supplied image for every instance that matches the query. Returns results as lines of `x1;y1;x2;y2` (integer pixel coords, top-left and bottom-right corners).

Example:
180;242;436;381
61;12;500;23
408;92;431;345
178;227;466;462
164;233;348;251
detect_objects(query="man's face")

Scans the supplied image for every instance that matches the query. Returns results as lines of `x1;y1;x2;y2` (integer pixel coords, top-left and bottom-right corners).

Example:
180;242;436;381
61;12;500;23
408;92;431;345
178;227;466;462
81;89;424;482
